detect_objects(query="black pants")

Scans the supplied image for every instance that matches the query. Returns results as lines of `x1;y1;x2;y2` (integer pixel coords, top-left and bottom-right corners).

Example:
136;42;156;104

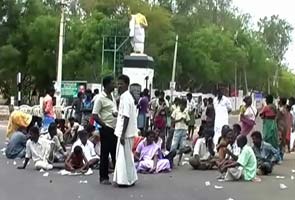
99;126;117;181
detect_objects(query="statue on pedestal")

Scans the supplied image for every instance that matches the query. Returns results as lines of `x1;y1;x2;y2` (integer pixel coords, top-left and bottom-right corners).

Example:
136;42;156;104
129;13;148;54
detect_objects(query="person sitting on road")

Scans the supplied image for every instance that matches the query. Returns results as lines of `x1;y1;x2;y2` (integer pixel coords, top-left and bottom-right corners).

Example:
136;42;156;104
189;128;215;170
65;146;89;173
5;127;27;159
216;129;240;179
233;123;241;137
134;130;171;174
154;128;177;168
216;125;231;160
18;127;54;170
71;130;99;169
219;135;257;181
64;117;82;144
41;122;67;162
55;119;67;151
251;131;280;175
6;110;42;139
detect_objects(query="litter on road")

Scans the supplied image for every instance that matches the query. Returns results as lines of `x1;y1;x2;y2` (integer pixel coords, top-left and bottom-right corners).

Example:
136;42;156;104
182;161;189;166
79;180;88;184
214;185;224;189
275;176;285;179
43;172;49;177
279;183;288;190
205;181;211;186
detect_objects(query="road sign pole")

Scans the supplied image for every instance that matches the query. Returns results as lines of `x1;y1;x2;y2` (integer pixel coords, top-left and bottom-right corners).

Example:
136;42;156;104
17;72;21;106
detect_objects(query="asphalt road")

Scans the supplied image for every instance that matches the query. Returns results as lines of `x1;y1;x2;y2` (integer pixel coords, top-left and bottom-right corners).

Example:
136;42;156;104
0;117;295;200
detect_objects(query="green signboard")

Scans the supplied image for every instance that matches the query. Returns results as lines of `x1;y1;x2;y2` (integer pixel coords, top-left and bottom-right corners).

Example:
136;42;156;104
61;82;78;97
55;81;87;98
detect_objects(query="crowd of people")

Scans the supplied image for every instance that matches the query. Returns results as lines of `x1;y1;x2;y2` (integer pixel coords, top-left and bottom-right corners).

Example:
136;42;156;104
3;74;295;187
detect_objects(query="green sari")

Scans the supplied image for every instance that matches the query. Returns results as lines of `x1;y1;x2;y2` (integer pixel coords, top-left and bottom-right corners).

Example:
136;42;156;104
262;119;279;149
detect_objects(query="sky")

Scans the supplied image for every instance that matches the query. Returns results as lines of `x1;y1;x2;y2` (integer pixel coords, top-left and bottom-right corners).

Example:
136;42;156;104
233;0;295;71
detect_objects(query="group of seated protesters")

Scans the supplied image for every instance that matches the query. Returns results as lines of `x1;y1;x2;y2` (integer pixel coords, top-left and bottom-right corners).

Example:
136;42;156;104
5;112;101;172
189;123;280;181
5;110;281;180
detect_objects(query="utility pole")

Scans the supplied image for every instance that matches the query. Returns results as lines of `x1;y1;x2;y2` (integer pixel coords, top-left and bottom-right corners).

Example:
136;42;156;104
234;66;237;110
56;0;66;107
113;36;117;76
170;34;178;100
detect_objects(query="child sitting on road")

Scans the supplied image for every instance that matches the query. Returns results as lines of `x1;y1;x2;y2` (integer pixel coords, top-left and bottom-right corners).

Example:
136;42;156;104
65;146;89;173
71;130;99;169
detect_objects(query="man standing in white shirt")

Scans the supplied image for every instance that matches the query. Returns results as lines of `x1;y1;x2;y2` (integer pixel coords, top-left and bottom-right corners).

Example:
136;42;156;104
92;76;117;185
214;89;232;146
113;75;138;187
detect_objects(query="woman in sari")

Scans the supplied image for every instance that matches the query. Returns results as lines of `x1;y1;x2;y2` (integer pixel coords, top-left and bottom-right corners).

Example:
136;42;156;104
240;96;257;135
277;98;288;159
260;95;279;149
135;131;171;174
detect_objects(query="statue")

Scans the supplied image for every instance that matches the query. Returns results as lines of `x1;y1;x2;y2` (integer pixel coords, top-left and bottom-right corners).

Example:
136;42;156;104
129;13;148;54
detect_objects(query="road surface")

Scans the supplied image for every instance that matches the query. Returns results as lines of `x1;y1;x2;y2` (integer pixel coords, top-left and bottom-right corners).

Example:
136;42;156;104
0;117;294;200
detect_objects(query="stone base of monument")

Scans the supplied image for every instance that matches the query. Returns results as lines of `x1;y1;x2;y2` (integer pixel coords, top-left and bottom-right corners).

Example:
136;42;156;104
123;54;154;102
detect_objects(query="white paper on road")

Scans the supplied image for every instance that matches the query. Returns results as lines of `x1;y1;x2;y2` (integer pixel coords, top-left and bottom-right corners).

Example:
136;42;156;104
58;169;89;176
58;169;71;176
84;168;93;176
39;169;45;173
227;198;235;200
214;185;223;189
276;176;285;179
291;176;294;180
13;161;16;165
205;181;211;186
43;172;49;177
182;161;189;166
79;180;88;184
291;169;295;173
279;183;287;189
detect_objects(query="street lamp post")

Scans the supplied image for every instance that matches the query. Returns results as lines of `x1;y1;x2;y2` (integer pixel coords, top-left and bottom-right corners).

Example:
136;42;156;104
170;34;178;101
56;0;66;107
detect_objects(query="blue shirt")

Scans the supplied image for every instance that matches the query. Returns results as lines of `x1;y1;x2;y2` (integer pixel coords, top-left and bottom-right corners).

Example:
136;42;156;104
252;141;280;163
5;131;27;159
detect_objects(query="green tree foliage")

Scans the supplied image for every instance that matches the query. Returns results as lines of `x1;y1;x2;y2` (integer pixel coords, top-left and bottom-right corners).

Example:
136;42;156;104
0;0;294;102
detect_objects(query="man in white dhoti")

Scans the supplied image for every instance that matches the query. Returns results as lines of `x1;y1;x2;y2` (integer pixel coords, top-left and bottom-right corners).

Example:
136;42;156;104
129;13;148;54
213;89;232;146
113;74;138;187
